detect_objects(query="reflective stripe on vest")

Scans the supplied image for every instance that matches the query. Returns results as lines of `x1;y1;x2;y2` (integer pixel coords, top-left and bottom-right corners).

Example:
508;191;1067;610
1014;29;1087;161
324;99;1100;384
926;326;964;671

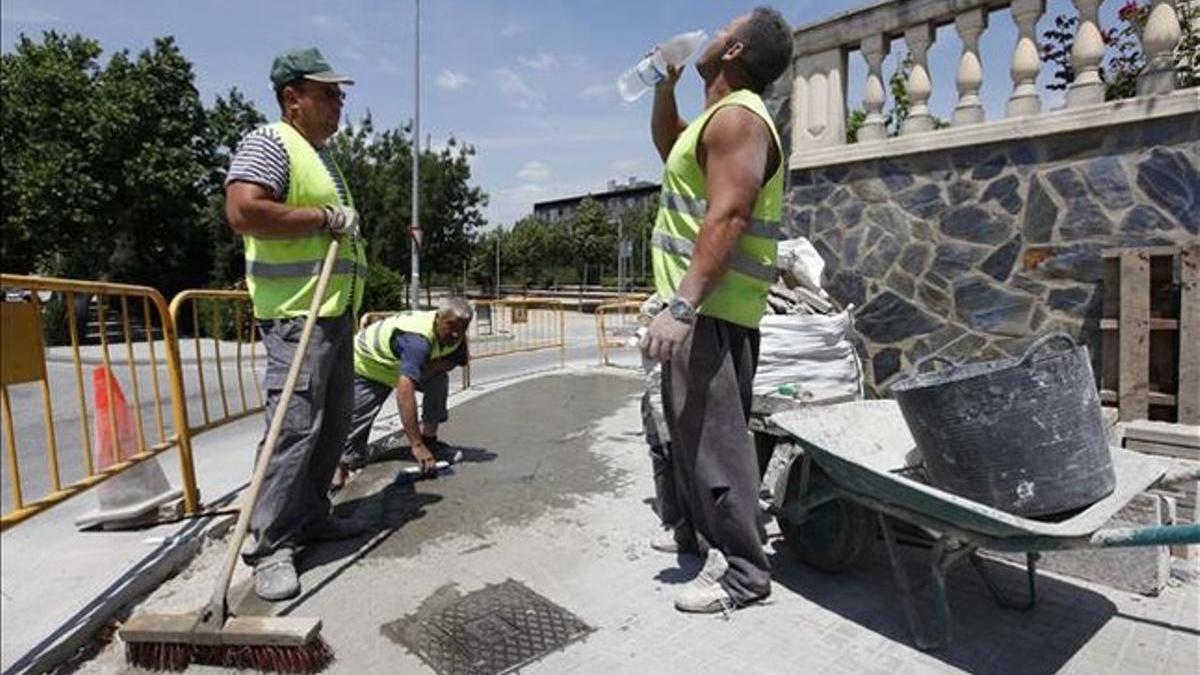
353;311;462;387
246;258;369;279
651;231;777;284
651;89;784;329
658;191;784;241
242;121;368;319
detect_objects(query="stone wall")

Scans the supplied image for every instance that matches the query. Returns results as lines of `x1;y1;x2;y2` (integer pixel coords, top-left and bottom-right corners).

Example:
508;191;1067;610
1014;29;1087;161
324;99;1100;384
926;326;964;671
784;111;1199;395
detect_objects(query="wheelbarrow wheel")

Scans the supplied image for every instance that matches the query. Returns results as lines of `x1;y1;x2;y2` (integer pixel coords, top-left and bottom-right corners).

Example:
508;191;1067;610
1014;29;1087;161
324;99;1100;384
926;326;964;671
779;460;877;573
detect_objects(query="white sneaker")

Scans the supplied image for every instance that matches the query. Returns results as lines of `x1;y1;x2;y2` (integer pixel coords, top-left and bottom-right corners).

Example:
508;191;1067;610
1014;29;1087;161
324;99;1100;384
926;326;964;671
650;527;679;553
674;549;733;613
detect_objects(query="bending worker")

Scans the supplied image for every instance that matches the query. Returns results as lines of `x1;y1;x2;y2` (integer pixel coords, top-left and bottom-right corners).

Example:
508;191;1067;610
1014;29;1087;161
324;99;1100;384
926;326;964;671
224;47;367;601
332;298;474;489
640;8;792;614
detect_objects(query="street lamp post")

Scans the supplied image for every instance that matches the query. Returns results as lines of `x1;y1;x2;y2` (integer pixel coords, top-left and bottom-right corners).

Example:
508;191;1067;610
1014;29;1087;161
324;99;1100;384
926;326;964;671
410;0;422;309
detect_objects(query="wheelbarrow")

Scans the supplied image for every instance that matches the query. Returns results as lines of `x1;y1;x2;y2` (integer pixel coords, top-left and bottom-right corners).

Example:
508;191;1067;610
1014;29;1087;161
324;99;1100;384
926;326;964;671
766;400;1200;650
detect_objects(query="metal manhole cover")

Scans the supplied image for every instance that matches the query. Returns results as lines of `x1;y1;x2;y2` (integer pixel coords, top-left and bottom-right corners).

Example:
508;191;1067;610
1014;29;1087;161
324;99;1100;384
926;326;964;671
382;579;592;675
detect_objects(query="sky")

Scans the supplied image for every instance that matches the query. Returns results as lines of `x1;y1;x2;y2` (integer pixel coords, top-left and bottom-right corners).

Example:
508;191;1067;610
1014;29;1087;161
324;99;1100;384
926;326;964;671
2;0;1130;229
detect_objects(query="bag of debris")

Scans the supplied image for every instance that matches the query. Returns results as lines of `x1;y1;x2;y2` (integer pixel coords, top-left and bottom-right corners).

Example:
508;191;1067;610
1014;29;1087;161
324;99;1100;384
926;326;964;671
777;238;827;294
753;309;863;403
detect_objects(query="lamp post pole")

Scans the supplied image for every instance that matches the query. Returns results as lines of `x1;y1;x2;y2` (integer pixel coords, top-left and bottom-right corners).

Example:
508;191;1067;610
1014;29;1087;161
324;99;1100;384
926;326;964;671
410;0;422;309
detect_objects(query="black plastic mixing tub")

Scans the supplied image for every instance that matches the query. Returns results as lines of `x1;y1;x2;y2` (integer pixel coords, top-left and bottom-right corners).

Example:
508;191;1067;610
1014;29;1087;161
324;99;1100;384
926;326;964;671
890;332;1115;517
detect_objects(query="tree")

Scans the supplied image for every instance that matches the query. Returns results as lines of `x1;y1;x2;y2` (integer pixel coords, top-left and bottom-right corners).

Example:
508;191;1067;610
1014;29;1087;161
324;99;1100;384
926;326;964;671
1;33;106;277
328;116;488;286
2;33;220;295
90;37;215;293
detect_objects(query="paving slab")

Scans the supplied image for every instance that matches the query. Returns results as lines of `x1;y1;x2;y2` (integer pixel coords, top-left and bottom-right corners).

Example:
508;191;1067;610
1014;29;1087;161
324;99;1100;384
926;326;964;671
70;370;1199;675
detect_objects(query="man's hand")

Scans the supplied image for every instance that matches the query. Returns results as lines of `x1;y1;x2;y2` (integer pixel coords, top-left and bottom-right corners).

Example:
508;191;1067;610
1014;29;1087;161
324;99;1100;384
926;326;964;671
322;204;360;238
411;442;438;476
657;61;683;91
640;309;692;362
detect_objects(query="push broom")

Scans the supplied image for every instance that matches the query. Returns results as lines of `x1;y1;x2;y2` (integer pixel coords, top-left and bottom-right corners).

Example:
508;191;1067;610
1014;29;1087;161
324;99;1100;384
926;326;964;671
121;238;344;672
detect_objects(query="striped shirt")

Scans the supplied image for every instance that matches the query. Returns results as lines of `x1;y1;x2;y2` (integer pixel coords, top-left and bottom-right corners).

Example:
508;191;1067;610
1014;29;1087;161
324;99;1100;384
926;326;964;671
224;124;350;205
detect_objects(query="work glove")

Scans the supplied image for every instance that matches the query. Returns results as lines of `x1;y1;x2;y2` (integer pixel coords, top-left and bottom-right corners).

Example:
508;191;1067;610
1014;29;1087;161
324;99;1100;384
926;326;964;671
322;204;360;238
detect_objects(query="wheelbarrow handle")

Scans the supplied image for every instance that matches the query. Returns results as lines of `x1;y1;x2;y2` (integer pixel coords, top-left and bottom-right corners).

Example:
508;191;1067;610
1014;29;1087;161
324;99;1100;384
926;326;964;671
1092;522;1200;548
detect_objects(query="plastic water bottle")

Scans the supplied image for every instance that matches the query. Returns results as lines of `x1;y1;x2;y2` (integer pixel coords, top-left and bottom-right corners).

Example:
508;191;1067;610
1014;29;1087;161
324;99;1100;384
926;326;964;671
617;30;708;102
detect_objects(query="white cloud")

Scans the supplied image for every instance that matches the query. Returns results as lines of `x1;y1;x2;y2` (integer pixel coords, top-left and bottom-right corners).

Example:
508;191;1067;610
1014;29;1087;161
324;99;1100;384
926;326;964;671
579;83;617;101
492;68;545;110
517;161;551;181
517;53;557;70
435;69;472;91
499;21;524;37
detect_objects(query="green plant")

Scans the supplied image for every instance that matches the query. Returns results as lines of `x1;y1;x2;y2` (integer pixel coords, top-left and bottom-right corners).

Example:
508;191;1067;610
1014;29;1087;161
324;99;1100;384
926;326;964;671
361;263;409;313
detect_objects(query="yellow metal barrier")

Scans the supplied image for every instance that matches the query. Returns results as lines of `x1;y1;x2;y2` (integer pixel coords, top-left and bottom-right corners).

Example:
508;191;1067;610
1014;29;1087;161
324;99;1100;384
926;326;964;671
0;274;199;530
168;290;265;436
595;300;645;367
360;298;567;389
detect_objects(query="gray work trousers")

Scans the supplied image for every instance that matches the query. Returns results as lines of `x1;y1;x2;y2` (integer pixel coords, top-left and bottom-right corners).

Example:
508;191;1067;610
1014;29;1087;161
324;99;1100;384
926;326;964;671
340;371;450;470
640;361;679;527
243;313;354;565
662;315;771;604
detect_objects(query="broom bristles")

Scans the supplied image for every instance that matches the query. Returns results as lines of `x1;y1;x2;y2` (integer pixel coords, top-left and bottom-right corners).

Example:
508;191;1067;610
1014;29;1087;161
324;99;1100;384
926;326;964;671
125;637;334;673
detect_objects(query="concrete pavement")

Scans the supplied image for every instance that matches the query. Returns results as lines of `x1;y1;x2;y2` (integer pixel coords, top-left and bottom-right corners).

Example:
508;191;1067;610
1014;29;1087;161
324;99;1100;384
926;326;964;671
0;344;596;675
68;370;1200;675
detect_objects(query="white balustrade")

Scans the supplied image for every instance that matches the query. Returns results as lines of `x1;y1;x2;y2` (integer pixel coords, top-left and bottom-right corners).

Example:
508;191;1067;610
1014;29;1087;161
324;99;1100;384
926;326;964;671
1007;0;1045;117
859;35;890;141
784;0;1196;159
953;8;989;125
1139;0;1184;95
1067;0;1106;106
902;23;935;134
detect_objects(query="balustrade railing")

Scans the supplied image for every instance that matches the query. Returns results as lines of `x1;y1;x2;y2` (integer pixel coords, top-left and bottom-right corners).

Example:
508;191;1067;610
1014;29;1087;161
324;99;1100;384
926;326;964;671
790;0;1191;160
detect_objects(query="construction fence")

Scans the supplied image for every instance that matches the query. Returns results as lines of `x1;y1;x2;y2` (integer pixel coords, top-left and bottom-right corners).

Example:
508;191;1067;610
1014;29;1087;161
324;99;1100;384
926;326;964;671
0;275;199;529
594;300;645;367
0;279;572;529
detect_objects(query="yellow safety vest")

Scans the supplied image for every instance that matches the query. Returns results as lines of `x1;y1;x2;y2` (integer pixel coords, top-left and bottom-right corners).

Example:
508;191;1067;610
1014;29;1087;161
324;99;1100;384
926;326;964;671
242;121;367;319
354;311;462;387
651;89;783;328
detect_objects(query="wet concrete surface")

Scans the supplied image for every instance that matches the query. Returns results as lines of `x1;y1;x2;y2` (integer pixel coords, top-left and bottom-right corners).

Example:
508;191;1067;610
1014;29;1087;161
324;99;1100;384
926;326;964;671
331;372;640;559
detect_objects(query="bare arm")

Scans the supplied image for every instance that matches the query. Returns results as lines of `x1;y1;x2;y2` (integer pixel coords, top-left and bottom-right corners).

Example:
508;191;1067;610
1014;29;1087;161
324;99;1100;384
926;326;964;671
225;181;326;237
673;107;773;308
651;65;688;162
395;375;437;472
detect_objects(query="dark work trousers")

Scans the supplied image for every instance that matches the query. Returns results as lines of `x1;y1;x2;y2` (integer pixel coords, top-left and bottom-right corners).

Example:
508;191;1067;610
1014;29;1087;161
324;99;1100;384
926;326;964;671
339;371;451;470
662;315;771;604
640;362;680;527
243;313;354;565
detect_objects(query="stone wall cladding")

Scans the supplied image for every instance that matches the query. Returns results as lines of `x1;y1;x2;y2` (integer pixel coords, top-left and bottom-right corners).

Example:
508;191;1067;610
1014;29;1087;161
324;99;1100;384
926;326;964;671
786;113;1200;396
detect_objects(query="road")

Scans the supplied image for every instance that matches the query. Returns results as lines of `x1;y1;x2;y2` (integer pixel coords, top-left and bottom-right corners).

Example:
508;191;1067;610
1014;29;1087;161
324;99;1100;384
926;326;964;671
0;311;629;515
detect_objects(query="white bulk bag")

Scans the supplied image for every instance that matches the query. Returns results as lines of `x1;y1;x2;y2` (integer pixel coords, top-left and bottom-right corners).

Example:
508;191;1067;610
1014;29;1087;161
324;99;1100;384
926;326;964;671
754;309;863;402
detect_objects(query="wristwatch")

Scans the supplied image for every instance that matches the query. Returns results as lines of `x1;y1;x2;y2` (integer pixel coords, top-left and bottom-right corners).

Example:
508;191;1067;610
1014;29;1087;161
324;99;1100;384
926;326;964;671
667;297;696;324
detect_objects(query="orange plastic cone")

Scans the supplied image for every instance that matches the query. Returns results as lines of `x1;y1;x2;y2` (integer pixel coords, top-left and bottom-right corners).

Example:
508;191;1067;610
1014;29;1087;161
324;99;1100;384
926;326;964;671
76;366;182;530
92;366;138;466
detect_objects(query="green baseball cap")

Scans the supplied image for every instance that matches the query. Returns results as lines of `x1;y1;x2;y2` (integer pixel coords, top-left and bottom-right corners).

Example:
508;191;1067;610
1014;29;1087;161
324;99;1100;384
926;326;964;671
270;47;354;88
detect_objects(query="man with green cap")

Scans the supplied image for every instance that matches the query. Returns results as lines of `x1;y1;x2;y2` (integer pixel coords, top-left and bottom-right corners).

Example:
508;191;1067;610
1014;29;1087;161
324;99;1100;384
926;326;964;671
224;47;369;601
